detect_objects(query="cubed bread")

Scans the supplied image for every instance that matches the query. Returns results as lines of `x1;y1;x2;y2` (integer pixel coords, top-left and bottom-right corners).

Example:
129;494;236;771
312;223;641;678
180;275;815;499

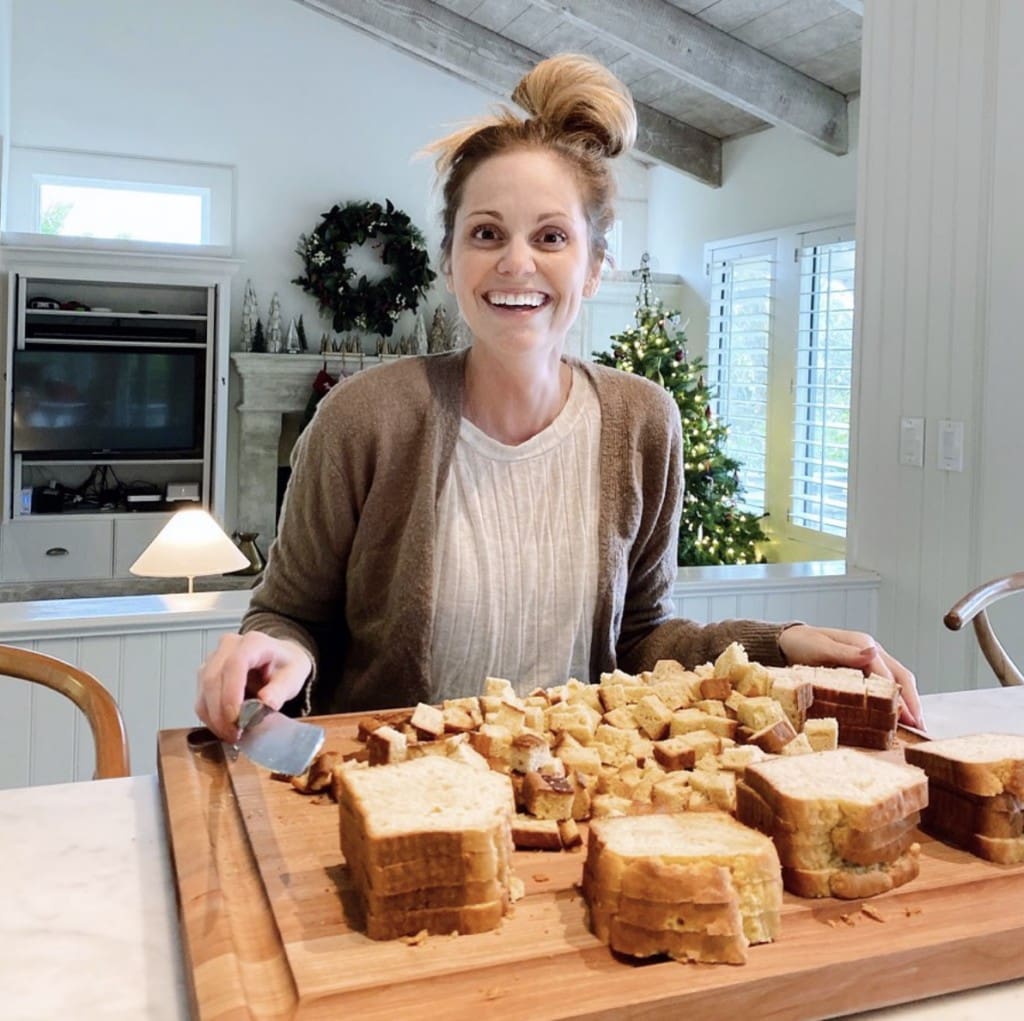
633;694;673;740
802;717;839;752
523;770;576;820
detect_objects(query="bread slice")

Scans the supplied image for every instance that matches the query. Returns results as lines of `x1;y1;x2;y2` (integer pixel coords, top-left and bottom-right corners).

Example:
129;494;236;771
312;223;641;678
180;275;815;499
807;698;899;732
603;917;748;965
969;833;1024;864
740;748;928;832
365;899;507;940
792;666;900;711
904;733;1024;799
584;812;782;946
337;757;515;867
782;845;921;899
921;778;1022;840
336;757;516;939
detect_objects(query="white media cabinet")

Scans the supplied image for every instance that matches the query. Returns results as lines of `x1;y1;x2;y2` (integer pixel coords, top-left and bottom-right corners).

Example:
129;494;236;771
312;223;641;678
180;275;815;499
0;245;238;583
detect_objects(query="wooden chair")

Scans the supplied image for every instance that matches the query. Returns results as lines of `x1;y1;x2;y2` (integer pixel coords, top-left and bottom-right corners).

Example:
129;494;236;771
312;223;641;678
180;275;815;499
0;644;131;778
944;572;1024;687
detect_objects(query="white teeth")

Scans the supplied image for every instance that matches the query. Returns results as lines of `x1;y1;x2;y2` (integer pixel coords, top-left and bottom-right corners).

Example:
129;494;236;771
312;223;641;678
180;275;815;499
487;292;546;307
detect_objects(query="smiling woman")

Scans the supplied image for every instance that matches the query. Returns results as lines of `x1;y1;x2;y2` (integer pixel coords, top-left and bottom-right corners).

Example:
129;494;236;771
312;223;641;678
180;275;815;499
196;52;922;741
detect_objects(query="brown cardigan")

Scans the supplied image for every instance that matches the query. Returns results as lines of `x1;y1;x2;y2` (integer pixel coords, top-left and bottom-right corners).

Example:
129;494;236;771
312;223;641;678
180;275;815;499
242;349;786;713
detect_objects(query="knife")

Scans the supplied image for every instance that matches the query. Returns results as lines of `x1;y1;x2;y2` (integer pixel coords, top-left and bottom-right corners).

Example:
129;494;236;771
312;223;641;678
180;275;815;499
228;699;326;776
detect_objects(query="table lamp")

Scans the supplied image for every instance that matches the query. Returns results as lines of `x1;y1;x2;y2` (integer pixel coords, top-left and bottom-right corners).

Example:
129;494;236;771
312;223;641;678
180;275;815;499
130;509;250;593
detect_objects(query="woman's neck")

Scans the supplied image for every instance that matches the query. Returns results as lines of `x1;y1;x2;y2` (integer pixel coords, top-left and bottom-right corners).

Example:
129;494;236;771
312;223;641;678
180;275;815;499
463;346;572;445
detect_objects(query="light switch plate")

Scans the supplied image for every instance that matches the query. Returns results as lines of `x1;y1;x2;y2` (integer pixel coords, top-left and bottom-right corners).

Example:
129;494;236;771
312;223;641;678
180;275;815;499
899;416;925;467
937;419;965;472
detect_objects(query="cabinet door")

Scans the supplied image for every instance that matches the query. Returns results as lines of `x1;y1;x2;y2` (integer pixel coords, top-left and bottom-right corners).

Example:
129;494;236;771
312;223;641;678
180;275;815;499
113;513;174;577
1;519;113;581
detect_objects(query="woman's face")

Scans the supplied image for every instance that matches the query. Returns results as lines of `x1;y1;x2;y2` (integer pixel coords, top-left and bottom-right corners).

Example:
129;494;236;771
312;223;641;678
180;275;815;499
446;148;602;361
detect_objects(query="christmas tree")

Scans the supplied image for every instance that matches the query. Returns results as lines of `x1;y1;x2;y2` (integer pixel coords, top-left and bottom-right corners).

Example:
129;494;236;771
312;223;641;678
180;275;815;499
595;255;768;566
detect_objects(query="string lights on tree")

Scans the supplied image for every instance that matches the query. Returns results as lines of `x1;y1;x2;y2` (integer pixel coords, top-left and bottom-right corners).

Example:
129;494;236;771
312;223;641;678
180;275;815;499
595;254;768;566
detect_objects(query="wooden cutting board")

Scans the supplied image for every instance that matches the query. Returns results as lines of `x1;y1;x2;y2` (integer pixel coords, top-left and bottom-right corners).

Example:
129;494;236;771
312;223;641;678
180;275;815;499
157;717;1024;1020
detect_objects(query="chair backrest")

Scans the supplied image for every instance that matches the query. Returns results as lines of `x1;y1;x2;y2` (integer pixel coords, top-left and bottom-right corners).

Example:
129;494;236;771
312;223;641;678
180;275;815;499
0;644;131;778
944;572;1024;687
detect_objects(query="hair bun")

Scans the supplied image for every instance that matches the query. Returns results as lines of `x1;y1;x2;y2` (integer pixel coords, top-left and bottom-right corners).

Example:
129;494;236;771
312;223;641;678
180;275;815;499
511;53;637;159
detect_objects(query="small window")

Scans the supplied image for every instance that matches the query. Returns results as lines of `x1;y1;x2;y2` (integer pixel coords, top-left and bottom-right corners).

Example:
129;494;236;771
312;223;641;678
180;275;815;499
5;147;233;251
38;180;207;244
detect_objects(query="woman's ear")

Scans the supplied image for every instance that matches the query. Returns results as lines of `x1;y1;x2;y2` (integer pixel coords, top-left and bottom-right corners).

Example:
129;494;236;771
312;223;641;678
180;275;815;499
583;263;601;298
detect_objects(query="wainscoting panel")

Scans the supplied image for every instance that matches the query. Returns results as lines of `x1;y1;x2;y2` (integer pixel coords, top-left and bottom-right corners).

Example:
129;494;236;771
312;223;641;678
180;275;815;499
0;569;880;789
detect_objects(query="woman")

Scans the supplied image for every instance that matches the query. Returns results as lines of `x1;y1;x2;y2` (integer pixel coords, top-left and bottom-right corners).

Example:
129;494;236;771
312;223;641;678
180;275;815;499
197;54;922;741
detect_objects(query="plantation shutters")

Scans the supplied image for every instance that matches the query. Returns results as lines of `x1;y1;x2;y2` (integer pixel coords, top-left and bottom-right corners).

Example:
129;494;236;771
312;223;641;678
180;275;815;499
706;239;775;515
790;229;855;537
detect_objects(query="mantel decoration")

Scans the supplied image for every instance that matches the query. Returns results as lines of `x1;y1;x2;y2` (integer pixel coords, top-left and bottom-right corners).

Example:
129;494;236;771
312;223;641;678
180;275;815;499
293;199;435;338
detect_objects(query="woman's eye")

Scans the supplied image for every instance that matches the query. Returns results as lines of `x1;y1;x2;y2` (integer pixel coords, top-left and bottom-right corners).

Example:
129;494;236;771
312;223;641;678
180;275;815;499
537;228;568;246
470;225;501;241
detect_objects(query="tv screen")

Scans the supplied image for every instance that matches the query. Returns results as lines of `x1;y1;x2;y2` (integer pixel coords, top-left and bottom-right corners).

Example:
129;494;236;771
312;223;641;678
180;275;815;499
12;346;204;459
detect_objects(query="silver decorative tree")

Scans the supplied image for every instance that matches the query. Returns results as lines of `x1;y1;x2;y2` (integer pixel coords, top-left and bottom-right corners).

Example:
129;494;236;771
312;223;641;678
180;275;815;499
266;292;283;353
240;279;259;351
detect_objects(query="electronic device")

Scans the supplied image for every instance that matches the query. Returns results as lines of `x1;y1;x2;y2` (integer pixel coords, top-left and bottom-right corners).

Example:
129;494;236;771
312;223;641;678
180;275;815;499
31;482;64;513
126;493;162;505
11;345;204;460
165;482;200;502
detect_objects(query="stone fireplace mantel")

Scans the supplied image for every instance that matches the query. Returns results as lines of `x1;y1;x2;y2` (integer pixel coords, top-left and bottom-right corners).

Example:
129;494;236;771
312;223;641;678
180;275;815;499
232;352;380;545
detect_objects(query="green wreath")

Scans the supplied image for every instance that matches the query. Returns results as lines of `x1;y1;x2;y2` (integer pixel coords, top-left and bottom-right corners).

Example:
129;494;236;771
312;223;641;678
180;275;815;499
292;199;435;338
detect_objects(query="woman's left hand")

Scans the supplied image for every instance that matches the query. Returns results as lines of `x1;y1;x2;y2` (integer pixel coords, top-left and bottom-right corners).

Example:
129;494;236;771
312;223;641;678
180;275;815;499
777;624;924;729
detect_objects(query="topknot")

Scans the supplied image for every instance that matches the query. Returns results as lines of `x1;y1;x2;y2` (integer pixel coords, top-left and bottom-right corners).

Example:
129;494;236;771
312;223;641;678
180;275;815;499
511;53;637;158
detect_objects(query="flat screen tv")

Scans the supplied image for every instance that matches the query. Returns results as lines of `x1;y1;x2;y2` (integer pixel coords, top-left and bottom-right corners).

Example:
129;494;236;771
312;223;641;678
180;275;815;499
12;346;205;460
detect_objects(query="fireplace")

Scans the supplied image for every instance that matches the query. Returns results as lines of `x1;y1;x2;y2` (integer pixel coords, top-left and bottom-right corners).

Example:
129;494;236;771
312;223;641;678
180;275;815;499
231;353;369;548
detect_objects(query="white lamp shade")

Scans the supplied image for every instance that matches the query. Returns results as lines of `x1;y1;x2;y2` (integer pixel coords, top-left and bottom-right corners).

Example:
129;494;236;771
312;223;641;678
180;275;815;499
130;509;249;580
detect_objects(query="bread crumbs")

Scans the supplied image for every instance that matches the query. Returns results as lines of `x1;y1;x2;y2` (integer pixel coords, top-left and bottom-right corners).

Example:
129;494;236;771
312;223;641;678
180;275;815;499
861;905;886;923
400;929;430;946
482;987;507;1001
532;873;551;883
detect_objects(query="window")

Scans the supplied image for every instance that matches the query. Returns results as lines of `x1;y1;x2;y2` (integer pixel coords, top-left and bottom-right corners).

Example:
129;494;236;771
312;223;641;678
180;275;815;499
5;147;233;251
704;220;855;556
792;233;854;537
706;239;775;516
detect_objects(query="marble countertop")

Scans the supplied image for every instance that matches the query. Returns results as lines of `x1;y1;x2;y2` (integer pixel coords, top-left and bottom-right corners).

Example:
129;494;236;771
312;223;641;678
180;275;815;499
1;688;1022;1020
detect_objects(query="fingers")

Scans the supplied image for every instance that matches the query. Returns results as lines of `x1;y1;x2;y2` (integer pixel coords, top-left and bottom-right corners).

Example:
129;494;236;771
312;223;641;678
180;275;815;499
195;632;312;742
879;647;924;729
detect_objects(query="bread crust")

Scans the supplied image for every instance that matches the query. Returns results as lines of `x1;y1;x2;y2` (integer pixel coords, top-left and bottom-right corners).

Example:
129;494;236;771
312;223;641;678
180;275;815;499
741;749;928;831
904;734;1024;798
782;846;921;899
605;917;748;965
364;899;508;940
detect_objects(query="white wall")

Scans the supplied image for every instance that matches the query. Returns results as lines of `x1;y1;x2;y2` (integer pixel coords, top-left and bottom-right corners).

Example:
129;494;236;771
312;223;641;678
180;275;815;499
646;101;859;353
6;0;650;529
851;0;1023;694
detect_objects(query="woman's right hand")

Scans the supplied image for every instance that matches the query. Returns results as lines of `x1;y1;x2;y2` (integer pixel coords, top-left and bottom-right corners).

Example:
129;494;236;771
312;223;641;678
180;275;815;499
195;631;314;742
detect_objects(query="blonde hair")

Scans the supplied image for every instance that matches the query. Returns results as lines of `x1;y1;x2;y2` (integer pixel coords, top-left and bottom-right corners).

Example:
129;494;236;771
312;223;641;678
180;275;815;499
425;54;637;270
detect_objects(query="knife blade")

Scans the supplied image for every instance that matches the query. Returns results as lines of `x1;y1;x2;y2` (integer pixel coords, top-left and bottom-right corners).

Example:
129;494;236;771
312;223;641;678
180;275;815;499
230;699;325;776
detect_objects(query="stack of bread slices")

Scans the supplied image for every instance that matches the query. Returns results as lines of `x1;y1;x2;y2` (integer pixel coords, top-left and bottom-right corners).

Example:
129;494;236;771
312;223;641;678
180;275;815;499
791;666;901;750
335;756;518;939
582;811;782;965
904;733;1024;864
736;747;928;898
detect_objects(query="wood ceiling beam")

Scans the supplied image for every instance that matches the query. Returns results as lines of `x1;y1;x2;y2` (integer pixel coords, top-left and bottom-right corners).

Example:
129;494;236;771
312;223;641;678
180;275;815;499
531;0;848;154
292;0;722;187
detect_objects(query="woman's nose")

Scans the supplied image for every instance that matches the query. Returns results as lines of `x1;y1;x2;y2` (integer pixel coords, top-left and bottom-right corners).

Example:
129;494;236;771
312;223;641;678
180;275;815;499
497;236;535;276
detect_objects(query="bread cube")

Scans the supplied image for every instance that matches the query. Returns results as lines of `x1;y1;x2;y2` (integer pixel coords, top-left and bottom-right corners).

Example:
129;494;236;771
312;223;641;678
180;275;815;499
633;694;673;740
367;724;408;765
509;732;554;774
652;736;699;772
493;698;527;736
484;676;516;699
603;706;637;730
699;676;733;701
713;642;749;679
736;696;787;732
470;723;514;763
410;702;445;739
651;679;693;710
803;717;839;752
523;771;576;820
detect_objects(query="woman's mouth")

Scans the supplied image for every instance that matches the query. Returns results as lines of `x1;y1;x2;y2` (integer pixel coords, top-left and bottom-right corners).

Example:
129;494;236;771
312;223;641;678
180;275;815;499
484;290;550;311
